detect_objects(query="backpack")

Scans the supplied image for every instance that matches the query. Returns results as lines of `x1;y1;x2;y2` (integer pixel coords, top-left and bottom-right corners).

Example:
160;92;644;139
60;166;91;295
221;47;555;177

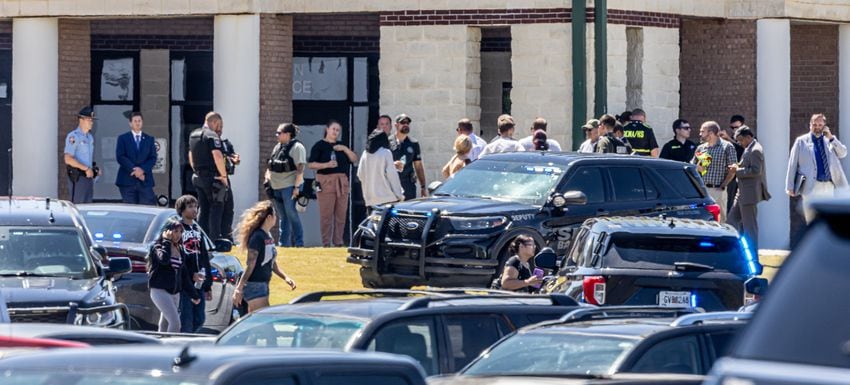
268;139;301;173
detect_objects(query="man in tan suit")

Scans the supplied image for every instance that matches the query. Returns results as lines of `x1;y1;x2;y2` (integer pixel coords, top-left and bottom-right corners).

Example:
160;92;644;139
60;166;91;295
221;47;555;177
729;127;770;252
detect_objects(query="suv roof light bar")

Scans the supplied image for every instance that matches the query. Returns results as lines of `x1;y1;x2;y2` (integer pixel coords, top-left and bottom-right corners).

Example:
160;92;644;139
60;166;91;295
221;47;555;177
398;293;578;311
422;287;519;295
289;289;445;304
559;306;701;323
670;311;753;327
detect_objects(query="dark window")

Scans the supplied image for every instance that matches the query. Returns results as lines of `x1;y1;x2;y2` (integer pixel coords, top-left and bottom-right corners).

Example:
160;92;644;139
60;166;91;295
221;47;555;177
566;228;591;266
609;167;646;201
445;315;509;371
314;374;411;385
657;168;703;198
631;334;702;374
367;319;439;376
231;374;299;385
707;331;737;359
607;233;749;275
641;170;659;199
562;167;605;203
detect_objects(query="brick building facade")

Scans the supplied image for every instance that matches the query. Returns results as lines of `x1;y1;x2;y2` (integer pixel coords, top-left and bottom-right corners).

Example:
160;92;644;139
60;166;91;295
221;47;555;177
2;0;850;249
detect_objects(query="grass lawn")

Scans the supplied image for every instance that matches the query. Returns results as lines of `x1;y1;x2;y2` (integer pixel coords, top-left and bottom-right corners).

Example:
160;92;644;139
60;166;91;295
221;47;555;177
233;247;789;306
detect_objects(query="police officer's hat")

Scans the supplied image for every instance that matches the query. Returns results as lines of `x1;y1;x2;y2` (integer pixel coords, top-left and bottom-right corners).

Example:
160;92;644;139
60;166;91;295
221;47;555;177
395;113;412;124
78;106;97;120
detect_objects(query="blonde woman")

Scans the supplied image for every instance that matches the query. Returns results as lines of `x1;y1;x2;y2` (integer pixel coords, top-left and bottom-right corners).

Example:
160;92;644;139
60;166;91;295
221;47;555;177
441;135;473;179
232;201;296;313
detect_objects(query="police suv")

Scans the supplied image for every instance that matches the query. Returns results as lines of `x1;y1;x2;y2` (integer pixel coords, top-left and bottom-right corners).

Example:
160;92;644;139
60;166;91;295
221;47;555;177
348;152;720;288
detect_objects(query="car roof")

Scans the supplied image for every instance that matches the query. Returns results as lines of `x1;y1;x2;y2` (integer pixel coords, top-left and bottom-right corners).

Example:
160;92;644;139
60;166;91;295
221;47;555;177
0;345;420;374
0;197;83;227
523;318;675;339
255;299;409;320
0;323;160;344
476;151;695;168
585;216;739;238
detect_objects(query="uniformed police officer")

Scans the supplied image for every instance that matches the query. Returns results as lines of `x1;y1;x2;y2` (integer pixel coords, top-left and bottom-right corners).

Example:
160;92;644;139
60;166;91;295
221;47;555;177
621;108;660;157
211;114;239;241
64;106;100;203
188;112;229;240
390;114;427;200
659;119;697;162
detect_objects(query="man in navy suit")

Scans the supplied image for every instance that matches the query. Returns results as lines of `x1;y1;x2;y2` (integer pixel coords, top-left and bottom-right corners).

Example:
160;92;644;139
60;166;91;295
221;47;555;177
115;112;158;205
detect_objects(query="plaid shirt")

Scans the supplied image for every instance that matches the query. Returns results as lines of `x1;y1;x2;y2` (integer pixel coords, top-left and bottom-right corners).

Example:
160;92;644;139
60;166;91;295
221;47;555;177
692;139;738;186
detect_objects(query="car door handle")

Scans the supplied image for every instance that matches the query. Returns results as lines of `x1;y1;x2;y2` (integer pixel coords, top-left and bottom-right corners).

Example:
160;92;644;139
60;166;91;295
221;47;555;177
597;209;609;216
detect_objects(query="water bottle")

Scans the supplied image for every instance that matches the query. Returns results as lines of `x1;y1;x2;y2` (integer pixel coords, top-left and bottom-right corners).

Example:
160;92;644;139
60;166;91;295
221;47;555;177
330;151;337;162
399;155;407;167
195;267;205;289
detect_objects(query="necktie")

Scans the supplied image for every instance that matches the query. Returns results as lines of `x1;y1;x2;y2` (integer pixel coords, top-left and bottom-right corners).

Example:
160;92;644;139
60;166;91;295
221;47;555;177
820;137;832;181
135;135;140;150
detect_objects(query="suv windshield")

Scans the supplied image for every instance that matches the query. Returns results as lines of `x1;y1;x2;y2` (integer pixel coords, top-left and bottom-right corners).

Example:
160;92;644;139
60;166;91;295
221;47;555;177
0;227;98;279
217;314;365;349
81;210;156;244
435;160;564;206
607;233;749;275
463;331;637;376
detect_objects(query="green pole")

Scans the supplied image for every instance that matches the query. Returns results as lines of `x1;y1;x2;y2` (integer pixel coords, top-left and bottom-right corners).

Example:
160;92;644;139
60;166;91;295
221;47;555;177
571;0;587;151
594;0;607;117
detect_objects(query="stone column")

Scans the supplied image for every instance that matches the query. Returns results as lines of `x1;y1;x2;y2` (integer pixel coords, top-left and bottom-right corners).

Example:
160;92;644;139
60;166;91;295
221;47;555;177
214;14;260;224
642;27;679;141
140;49;170;199
13;18;58;197
379;25;481;183
840;24;850;176
757;19;791;249
511;23;571;149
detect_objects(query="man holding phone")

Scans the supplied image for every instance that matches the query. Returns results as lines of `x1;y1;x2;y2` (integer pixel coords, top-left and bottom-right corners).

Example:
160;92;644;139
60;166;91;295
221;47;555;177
785;113;849;223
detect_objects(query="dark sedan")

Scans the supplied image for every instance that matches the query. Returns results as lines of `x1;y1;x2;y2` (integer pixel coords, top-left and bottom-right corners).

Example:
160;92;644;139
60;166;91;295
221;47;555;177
77;204;244;332
0;323;160;345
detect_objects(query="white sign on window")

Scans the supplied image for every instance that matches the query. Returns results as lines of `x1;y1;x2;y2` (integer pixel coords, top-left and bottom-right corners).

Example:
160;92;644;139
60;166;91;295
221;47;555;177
292;57;347;101
153;138;167;174
101;58;134;101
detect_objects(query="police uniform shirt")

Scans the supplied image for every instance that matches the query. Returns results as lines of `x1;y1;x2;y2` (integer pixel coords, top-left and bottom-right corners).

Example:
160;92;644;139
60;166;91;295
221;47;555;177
64;127;94;169
389;135;422;178
660;138;697;163
188;127;223;178
621;121;659;156
221;138;236;175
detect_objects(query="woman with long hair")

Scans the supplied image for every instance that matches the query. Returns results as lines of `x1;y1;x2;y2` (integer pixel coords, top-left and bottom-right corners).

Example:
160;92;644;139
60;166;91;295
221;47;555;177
497;234;542;292
441;134;473;178
232;201;296;312
147;219;198;332
308;120;358;247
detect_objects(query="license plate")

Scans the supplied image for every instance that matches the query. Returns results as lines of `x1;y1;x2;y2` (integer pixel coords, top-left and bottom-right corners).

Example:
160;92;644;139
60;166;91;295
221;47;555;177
659;291;691;307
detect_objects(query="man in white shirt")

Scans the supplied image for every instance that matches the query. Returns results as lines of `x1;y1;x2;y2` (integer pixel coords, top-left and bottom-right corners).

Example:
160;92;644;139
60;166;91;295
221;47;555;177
456;118;487;160
518;117;563;152
480;114;525;157
578;119;600;153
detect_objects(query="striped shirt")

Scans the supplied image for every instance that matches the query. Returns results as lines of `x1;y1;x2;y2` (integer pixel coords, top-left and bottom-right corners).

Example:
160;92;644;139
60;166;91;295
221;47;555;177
692;139;738;186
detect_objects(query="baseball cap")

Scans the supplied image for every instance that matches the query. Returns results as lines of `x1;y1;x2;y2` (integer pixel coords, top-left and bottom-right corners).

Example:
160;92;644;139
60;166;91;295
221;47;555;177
395;113;412;124
78;106;97;119
582;119;600;130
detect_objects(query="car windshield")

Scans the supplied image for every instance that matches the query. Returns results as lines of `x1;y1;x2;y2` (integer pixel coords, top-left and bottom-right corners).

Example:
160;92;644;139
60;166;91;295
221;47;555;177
0;227;98;279
0;370;204;385
607;233;751;275
217;313;366;349
462;331;637;377
435;159;564;206
80;210;157;244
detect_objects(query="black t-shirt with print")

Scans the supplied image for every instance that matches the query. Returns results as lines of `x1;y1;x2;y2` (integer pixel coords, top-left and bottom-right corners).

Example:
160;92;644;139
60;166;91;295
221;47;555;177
621;121;659;156
309;140;351;176
390;136;422;178
247;229;276;283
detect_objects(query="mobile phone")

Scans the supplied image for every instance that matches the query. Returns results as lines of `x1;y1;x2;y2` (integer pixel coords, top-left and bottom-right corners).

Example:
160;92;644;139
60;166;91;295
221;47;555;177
531;268;544;289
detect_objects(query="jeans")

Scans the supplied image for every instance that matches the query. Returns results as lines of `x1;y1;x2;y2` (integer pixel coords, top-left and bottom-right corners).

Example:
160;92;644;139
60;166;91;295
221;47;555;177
178;290;206;333
272;186;304;247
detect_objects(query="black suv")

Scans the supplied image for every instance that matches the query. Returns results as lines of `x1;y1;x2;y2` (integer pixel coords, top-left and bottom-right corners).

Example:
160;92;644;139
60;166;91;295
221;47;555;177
538;216;766;311
705;198;850;384
216;290;581;375
0;197;131;328
348;152;720;288
447;307;750;381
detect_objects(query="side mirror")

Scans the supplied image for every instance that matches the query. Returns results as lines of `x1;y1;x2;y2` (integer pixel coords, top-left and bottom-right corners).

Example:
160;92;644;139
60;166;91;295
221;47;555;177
214;239;233;253
745;277;768;296
427;181;443;195
106;257;132;279
534;247;559;271
550;191;587;208
92;246;109;260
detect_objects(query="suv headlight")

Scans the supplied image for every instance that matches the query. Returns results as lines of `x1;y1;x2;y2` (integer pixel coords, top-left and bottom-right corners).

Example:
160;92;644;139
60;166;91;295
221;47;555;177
74;309;119;327
447;216;507;230
364;212;383;232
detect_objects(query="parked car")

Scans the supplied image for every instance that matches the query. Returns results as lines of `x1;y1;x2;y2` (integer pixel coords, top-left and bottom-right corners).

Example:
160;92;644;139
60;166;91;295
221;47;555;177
705;197;850;384
348;152;720;288
537;216;767;311
455;307;749;379
217;289;582;376
0;346;427;385
0;323;160;345
77;203;244;332
428;373;706;385
0;197;131;328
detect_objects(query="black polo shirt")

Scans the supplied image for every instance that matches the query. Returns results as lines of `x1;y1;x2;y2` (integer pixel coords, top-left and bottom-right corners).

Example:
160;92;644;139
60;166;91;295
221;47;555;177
390;135;422;178
188;127;222;178
659;138;697;163
621;121;659;156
